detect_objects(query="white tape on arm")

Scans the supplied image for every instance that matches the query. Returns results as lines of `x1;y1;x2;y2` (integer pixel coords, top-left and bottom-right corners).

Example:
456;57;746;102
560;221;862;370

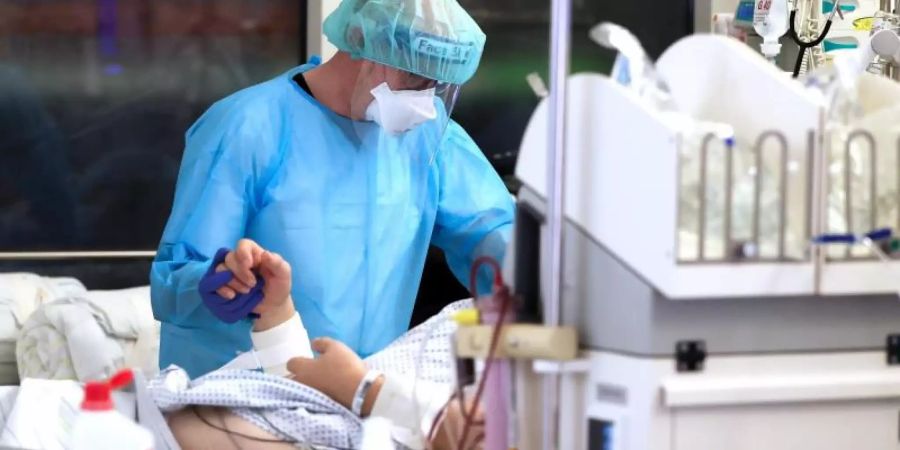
371;375;452;450
249;312;313;376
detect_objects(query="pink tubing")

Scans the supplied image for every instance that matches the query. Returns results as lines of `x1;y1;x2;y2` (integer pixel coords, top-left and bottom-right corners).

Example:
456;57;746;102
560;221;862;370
479;294;514;450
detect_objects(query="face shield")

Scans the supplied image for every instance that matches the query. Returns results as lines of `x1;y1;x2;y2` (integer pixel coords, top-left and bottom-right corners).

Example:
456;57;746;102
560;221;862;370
324;0;485;161
348;62;460;163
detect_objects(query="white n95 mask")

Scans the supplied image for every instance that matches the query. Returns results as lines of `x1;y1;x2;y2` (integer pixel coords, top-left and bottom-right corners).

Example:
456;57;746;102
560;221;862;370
364;82;437;135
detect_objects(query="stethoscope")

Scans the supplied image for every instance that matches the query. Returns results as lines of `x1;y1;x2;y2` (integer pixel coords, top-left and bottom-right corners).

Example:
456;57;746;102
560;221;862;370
788;0;844;77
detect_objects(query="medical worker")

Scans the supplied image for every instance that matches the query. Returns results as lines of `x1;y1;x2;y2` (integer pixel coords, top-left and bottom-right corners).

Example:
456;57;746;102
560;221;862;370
151;0;514;377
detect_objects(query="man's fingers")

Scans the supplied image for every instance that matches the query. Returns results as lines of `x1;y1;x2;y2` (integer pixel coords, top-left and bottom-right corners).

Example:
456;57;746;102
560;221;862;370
215;286;236;300
226;278;251;294
212;263;247;295
225;250;256;287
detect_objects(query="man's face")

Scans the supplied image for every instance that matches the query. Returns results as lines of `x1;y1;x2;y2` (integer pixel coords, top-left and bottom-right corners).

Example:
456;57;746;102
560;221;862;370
349;60;436;120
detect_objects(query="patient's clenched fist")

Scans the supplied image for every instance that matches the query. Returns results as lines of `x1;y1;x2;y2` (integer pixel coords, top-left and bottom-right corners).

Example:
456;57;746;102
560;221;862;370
214;239;266;299
214;239;292;314
253;250;292;316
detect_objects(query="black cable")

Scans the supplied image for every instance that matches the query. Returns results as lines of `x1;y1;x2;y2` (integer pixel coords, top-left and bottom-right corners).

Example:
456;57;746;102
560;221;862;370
252;409;356;450
190;405;358;450
788;9;835;78
191;405;286;444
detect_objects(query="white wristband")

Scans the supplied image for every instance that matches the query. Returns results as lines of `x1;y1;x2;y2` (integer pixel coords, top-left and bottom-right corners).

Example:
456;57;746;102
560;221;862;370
249;312;313;376
352;370;383;417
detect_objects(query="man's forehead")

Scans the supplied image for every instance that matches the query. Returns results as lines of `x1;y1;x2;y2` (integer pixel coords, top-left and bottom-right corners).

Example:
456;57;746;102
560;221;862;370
383;68;434;89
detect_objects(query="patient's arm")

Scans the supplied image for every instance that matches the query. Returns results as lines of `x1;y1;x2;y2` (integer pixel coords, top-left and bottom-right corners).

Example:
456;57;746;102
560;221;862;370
167;264;481;449
288;339;484;450
165;303;481;450
246;300;314;375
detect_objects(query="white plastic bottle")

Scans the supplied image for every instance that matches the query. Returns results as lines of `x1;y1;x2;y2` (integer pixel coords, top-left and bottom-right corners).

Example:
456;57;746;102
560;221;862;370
70;370;154;450
753;0;790;63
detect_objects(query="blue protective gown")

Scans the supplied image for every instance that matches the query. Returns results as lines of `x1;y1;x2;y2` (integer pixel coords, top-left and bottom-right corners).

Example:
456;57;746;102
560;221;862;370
150;62;514;378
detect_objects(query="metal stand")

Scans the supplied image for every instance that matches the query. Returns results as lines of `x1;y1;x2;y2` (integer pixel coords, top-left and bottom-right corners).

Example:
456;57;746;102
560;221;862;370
544;0;571;448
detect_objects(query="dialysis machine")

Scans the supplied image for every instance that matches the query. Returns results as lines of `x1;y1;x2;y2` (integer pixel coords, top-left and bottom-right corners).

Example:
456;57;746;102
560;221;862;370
509;33;900;450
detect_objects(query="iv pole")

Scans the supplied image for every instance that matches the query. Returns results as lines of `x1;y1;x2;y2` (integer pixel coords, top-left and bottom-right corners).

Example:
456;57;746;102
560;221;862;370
544;0;571;447
881;0;898;79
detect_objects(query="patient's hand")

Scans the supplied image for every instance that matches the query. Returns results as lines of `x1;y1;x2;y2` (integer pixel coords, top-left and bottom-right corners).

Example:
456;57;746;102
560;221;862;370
214;239;295;331
251;250;292;316
287;338;383;414
215;239;292;311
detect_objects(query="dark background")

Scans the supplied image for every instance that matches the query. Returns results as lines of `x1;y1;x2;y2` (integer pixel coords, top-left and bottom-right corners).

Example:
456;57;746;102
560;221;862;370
0;0;693;328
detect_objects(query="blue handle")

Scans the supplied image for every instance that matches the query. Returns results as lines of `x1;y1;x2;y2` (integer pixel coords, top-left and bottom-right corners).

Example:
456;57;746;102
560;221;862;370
813;233;856;244
865;227;892;241
813;228;893;245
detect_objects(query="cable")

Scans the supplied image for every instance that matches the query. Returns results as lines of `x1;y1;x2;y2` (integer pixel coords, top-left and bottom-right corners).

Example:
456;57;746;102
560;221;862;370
410;311;452;445
427;397;452;446
788;1;842;78
468;256;503;298
457;289;509;450
789;9;834;77
191;405;286;444
457;256;510;450
190;405;356;450
409;294;485;448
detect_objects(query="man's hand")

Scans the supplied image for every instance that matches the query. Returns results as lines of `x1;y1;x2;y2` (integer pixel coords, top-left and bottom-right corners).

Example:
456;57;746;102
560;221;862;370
287;338;377;412
214;239;294;330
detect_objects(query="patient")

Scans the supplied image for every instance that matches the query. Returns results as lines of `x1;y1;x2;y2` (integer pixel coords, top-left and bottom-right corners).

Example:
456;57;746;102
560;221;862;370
163;250;483;449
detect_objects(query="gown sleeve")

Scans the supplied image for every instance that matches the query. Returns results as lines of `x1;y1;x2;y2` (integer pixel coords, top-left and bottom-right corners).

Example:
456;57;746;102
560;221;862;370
431;121;515;296
150;98;281;326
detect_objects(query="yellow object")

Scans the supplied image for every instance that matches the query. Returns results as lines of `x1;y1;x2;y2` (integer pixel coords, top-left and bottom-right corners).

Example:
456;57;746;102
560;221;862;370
853;17;875;31
452;308;480;326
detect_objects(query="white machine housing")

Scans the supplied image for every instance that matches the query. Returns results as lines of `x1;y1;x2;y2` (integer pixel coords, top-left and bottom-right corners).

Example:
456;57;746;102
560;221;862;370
513;35;900;450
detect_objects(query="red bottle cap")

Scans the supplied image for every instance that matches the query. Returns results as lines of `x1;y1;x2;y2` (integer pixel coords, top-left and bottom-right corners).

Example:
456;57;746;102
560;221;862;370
81;382;113;411
80;369;134;411
109;369;134;390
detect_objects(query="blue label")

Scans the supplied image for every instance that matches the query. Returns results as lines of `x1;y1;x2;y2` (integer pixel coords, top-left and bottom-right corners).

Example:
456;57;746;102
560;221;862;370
736;0;755;21
414;36;473;63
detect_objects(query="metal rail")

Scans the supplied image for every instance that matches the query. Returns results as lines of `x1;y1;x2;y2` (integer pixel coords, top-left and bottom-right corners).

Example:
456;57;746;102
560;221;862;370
752;131;790;259
543;0;571;447
0;251;156;260
842;130;877;258
697;133;734;259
